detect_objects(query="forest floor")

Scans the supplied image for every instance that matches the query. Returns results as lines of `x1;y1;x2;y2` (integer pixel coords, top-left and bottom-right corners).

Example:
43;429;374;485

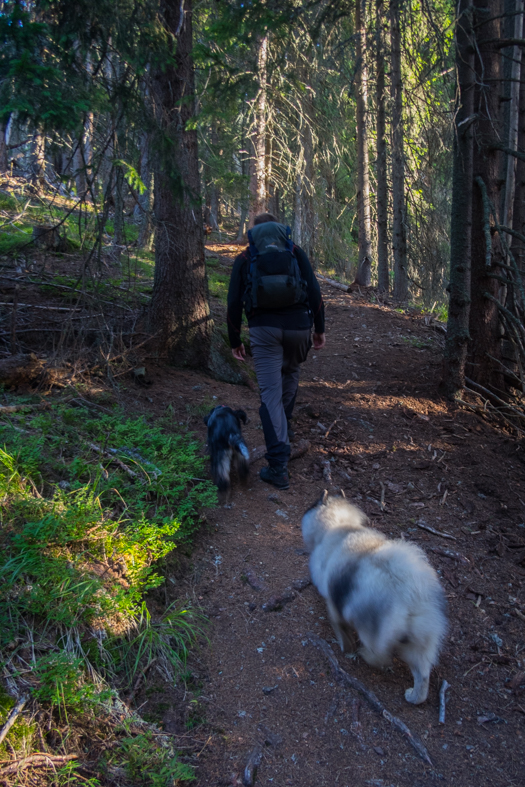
1;230;525;786
125;244;525;787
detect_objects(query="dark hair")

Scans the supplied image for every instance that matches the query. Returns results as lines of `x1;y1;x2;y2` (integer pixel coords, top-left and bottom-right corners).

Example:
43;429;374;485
253;212;277;226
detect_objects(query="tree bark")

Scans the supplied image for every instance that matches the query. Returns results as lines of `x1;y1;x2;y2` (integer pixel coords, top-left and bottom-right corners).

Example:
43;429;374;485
248;34;268;226
442;0;475;398
390;0;408;300
134;131;154;249
512;17;525;277
31;127;46;182
375;0;389;293
0;118;9;173
467;0;505;389
355;0;372;287
149;0;212;368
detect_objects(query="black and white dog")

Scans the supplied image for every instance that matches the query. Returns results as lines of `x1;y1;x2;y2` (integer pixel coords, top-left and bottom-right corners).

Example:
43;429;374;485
302;492;447;704
204;406;249;499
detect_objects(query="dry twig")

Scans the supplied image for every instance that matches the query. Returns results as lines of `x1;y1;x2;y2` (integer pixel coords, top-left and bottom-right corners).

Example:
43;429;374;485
0;753;77;775
429;546;470;565
88;442;138;479
308;634;433;766
416;521;456;540
438;680;450;725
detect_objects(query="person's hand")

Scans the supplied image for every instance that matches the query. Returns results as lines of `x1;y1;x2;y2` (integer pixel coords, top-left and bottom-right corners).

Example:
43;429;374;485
232;344;246;362
313;332;326;350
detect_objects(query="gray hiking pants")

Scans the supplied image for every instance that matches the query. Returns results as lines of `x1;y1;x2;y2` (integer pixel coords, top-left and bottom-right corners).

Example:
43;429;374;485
249;326;312;467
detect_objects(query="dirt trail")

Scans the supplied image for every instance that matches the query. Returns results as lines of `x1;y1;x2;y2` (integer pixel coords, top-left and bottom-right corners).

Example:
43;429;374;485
134;262;525;787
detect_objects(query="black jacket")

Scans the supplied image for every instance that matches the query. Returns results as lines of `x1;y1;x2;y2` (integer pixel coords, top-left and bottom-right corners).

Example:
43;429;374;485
227;244;325;349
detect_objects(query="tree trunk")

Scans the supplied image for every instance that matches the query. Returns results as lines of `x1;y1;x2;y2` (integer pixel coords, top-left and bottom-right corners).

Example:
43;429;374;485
31;127;46;183
149;0;212;368
73;112;94;199
293;167;303;246
248;34;268;226
442;0;475;398
390;0;408;300
0;118;9;173
134;132;154;249
302;117;315;260
467;0;505;389
375;0;389;293
355;0;372;287
512;20;525;278
503;2;523;228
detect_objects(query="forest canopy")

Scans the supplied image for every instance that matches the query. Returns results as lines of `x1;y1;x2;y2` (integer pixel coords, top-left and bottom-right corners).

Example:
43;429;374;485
0;0;524;406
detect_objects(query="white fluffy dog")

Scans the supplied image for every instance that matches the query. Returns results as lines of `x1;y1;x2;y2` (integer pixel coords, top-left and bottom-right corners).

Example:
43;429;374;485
302;492;447;704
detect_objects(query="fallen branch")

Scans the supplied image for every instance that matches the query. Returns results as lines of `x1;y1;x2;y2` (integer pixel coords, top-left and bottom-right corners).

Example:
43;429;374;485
316;274;350;292
248;445;266;465
0;302;82;312
0;753;77;775
0;403;47;414
248;439;310;466
416;521;456;541
0;696;27;746
429;546;470;565
438;680;450;725
324;419;338;438
308;634;432;766
465;376;525;420
88;442;138;479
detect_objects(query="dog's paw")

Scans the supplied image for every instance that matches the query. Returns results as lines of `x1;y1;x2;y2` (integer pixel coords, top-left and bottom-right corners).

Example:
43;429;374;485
404;687;426;705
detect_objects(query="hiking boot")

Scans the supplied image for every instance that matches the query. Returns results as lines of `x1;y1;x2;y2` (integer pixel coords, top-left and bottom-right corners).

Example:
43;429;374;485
260;464;290;490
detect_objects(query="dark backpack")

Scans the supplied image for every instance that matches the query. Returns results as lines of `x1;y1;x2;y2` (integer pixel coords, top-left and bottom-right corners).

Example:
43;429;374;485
244;222;308;311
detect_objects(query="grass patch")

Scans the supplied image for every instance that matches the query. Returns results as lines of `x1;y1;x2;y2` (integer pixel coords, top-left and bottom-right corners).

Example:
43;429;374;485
207;268;229;303
0;402;214;782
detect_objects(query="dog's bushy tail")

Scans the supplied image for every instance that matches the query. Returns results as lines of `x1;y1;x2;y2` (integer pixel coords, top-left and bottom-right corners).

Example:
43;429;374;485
230;433;249;483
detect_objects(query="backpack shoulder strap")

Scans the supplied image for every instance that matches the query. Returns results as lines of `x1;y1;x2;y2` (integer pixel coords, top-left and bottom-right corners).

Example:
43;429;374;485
247;229;258;263
285;226;294;254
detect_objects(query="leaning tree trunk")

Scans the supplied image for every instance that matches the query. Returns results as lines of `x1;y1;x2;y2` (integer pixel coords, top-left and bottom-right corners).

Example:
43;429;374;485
248;34;268;226
467;0;505;390
375;0;389;293
390;0;408;300
355;0;372;287
149;0;212;368
442;0;475;398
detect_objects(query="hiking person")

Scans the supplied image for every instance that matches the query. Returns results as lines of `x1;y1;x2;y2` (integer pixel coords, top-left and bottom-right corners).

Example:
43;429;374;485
227;212;325;489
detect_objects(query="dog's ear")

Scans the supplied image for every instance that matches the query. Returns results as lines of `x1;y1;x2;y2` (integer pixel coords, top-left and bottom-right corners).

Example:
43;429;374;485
320;489;329;505
233;409;247;425
203;409;213;426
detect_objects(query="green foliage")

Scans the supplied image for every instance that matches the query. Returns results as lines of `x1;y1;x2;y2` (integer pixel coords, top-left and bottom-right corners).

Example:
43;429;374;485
0;191;20;210
114;603;206;686
118;731;195;785
207;268;229;303
115;160;147;195
33;652;113;717
0;402;213;737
